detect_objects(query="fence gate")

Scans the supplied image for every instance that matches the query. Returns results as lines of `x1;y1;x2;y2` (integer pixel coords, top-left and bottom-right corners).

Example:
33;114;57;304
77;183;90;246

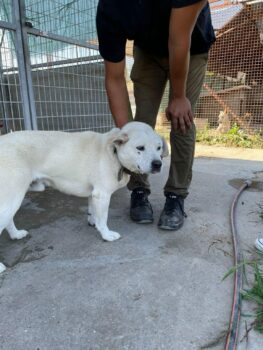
0;0;113;133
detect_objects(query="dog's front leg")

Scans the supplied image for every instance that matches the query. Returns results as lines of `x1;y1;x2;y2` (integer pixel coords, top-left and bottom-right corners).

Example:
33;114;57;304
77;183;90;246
90;191;120;242
6;220;29;240
87;196;95;227
0;263;6;273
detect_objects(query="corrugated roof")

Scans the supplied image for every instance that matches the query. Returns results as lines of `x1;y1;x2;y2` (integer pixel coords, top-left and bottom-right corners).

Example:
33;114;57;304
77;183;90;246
211;4;243;30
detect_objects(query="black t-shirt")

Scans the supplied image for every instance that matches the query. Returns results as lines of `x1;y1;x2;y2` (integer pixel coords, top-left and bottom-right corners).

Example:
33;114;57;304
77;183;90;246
96;0;216;62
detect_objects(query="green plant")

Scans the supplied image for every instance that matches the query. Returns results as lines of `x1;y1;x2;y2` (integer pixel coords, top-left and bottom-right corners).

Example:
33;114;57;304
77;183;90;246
196;128;263;148
227;123;240;135
156;124;263;148
242;261;263;333
223;256;263;335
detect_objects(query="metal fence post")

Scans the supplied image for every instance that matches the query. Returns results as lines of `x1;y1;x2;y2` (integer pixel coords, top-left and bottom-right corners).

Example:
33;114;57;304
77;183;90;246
12;0;37;129
0;39;9;133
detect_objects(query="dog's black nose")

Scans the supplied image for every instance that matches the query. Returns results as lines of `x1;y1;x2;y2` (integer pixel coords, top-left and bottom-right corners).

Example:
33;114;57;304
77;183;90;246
151;160;162;173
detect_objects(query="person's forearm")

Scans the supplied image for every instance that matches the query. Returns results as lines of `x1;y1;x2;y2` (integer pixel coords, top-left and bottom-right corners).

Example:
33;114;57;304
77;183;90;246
105;76;130;128
169;41;189;99
168;2;206;99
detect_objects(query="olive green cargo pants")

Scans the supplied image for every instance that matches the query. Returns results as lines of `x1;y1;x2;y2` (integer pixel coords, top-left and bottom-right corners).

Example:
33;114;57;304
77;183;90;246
128;46;208;198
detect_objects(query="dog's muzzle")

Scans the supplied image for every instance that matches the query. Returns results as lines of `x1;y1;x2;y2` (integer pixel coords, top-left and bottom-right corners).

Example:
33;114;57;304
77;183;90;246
151;160;162;173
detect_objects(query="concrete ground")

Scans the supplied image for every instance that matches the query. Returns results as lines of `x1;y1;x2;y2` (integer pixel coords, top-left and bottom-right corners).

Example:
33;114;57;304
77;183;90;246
0;145;263;350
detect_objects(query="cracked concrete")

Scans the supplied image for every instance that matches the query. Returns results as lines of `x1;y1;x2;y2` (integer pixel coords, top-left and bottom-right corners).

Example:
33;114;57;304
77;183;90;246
0;146;263;350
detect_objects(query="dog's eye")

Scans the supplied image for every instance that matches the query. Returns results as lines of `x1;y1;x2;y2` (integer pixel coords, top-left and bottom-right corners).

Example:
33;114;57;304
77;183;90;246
157;146;161;151
136;146;145;151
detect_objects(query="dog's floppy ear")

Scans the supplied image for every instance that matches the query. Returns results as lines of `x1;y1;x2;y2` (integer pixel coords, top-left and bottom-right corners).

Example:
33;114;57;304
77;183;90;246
112;131;129;146
161;136;169;157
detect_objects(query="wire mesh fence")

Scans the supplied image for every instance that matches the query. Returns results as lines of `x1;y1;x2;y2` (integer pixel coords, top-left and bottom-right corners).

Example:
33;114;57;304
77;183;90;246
0;0;262;139
0;0;113;133
198;0;263;136
154;0;263;137
0;27;25;131
27;35;110;131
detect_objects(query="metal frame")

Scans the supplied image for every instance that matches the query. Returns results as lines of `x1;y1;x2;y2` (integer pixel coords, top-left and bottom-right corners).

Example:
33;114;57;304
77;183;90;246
0;0;102;132
12;0;36;129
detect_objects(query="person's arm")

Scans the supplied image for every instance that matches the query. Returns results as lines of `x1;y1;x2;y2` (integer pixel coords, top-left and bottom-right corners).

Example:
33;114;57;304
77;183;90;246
167;0;206;133
104;59;130;128
96;5;129;128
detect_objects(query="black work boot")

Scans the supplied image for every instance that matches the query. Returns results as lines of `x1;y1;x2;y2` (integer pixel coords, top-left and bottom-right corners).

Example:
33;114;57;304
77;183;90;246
158;192;187;230
130;188;153;223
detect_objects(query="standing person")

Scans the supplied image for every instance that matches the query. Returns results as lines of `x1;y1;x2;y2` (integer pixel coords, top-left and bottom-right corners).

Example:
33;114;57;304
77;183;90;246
96;0;215;230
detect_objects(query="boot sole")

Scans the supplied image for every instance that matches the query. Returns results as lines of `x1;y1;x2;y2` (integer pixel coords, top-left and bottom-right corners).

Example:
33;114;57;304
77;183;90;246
158;221;183;231
131;218;153;224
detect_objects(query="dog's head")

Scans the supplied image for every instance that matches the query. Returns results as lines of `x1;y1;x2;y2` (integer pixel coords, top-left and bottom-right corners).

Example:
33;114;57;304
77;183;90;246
110;122;169;174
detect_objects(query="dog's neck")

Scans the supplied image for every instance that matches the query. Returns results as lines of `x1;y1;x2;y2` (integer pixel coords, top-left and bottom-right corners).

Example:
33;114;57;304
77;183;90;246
113;146;133;181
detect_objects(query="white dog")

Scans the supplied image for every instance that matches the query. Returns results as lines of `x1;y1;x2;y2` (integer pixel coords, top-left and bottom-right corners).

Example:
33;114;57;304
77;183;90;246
217;110;231;134
0;122;168;273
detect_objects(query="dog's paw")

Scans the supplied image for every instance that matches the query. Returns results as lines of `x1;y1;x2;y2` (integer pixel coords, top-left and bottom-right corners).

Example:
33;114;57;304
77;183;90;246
0;263;6;273
87;214;95;227
11;229;29;240
102;231;121;242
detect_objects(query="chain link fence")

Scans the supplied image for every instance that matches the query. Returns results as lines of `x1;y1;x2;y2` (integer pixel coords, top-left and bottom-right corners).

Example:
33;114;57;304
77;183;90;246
0;0;113;133
155;0;263;137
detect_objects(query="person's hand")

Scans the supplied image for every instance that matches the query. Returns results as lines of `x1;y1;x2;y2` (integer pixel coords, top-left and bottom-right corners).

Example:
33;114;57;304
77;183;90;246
165;96;194;134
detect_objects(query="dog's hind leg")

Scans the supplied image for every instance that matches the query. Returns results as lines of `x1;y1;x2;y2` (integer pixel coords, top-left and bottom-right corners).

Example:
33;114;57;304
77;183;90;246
0;200;28;273
0;225;6;272
0;226;7;273
0;174;29;272
0;184;29;241
90;190;121;242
